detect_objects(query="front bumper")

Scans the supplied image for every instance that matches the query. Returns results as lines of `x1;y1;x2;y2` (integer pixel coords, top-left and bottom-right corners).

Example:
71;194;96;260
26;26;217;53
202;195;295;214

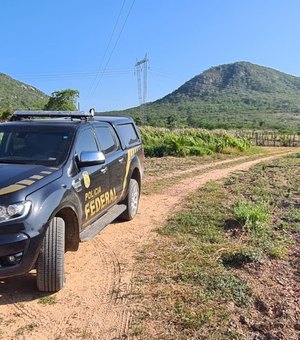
0;231;43;278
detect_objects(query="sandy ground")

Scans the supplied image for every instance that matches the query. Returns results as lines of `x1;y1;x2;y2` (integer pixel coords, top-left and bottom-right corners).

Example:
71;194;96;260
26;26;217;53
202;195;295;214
0;149;298;340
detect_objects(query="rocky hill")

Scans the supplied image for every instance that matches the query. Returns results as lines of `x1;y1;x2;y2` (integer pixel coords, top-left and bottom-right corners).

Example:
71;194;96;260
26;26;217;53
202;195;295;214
120;62;300;131
160;61;300;110
0;73;48;112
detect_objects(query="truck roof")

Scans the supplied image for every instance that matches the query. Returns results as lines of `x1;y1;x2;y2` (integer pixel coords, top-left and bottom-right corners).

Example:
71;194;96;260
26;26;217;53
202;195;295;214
94;115;134;125
5;110;135;127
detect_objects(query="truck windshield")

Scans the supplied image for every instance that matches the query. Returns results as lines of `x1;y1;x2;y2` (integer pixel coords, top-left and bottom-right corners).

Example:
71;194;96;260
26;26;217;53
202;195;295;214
0;125;75;166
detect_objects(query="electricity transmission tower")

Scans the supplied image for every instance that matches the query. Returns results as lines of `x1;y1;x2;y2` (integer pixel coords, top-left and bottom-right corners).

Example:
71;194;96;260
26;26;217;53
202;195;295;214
134;54;149;123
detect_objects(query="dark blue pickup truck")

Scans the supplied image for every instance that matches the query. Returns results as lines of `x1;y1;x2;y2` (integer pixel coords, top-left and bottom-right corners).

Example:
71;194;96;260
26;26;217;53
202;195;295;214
0;110;143;291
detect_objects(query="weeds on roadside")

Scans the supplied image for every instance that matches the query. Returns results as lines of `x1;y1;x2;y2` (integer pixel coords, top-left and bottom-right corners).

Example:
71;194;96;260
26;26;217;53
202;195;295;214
228;154;300;258
38;295;57;305
15;323;38;336
131;153;300;339
232;199;270;231
133;182;252;339
140;127;251;157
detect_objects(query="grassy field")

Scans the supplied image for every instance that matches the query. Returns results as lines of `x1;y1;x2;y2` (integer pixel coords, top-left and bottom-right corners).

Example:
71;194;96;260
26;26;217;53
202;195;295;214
139;127;251;157
131;153;300;339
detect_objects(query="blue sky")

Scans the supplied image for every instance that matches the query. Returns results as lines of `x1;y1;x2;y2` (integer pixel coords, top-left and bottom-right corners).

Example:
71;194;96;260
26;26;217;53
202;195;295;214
1;0;300;111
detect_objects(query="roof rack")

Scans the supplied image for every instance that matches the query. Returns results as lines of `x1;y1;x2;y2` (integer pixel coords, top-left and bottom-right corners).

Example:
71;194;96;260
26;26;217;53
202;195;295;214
11;109;95;121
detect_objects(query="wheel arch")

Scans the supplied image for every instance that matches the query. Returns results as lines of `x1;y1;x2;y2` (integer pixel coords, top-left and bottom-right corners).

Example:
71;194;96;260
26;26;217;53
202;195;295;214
130;167;141;192
55;207;80;251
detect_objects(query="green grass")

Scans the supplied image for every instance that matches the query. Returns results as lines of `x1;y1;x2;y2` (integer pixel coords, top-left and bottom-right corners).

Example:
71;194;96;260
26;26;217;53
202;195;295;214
15;323;38;336
280;208;300;231
133;182;251;339
232;200;270;229
142;149;283;195
144;147;265;179
227;153;300;258
38;295;57;305
140;126;251;157
131;153;300;339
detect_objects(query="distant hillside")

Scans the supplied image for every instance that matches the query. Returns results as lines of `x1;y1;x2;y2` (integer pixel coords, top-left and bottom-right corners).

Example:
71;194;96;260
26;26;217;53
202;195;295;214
0;73;48;112
115;62;300;131
160;61;300;108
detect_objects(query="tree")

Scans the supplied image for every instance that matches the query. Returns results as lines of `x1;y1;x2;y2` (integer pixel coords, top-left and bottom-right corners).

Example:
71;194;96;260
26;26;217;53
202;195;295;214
0;109;12;121
166;113;178;129
44;89;79;111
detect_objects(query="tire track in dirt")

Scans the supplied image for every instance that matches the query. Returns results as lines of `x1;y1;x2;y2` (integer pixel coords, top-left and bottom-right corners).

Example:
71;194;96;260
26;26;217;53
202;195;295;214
52;238;124;339
0;235;124;339
0;273;56;339
144;148;291;185
0;149;298;340
100;150;300;339
144;155;250;184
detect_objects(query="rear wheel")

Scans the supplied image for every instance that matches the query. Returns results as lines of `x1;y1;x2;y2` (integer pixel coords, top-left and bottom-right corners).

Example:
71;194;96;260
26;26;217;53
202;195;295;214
120;178;140;221
36;217;65;292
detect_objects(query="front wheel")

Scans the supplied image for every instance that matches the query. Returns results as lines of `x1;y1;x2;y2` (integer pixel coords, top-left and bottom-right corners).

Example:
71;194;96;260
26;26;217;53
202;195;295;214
120;178;140;221
36;217;65;292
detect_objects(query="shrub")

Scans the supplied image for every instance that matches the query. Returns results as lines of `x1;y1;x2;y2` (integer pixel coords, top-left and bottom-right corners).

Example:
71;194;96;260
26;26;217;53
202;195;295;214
140;127;251;157
232;199;269;232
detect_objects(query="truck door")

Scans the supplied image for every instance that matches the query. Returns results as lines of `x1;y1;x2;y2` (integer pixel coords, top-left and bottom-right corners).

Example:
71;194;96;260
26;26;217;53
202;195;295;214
94;124;126;201
72;128;110;228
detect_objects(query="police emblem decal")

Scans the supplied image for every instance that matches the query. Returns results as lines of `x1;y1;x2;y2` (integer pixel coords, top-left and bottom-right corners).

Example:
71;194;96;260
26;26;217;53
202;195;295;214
82;171;91;189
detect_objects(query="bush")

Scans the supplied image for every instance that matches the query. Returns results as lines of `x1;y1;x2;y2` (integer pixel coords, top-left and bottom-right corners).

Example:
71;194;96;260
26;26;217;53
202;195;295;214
140;127;250;157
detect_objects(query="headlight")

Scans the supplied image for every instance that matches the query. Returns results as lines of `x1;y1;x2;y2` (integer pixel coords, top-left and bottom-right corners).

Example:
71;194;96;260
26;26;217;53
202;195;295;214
0;201;31;222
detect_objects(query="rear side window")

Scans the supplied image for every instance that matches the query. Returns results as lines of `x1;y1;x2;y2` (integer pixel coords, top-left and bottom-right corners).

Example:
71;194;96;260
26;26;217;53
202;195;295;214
94;126;118;154
117;123;140;148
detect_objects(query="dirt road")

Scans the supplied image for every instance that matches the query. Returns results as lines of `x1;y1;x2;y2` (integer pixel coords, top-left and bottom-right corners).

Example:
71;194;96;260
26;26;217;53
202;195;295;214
0;149;298;340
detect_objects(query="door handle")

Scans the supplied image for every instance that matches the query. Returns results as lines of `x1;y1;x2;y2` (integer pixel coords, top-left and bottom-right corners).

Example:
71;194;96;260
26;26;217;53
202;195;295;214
72;178;82;192
118;157;124;163
100;166;108;174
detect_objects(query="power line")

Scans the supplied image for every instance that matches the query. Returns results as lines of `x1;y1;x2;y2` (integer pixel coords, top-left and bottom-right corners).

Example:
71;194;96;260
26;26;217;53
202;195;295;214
89;0;136;100
11;68;176;82
149;69;178;80
10;69;133;81
10;67;176;83
87;0;127;100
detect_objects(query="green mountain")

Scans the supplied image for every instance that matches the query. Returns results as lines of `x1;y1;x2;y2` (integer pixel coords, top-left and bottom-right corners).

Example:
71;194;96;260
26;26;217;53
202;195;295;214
0;73;48;112
160;61;300;107
121;62;300;131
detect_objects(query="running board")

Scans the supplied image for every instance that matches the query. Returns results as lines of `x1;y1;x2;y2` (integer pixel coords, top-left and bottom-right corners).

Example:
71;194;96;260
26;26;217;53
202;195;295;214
80;204;126;241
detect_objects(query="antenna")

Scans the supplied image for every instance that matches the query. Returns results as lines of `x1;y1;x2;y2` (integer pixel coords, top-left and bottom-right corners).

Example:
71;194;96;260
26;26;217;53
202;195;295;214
134;53;149;123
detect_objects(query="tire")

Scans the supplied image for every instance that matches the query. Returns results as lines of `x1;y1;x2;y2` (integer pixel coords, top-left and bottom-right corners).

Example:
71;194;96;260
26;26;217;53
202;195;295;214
36;217;65;292
120;178;140;221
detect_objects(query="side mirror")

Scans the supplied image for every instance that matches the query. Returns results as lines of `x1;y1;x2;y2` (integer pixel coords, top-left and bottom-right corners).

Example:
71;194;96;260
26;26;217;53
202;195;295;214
77;151;105;167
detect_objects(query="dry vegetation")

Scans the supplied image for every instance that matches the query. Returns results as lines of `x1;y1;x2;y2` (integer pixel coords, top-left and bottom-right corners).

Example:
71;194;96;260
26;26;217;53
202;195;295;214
131;153;300;339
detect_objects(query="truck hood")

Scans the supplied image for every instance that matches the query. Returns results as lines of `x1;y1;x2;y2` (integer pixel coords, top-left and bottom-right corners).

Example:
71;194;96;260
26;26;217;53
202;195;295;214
0;163;62;204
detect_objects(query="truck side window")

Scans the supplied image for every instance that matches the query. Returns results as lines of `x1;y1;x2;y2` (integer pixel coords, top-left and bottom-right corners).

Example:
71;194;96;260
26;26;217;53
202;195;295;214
116;123;140;148
94;126;118;155
75;129;98;157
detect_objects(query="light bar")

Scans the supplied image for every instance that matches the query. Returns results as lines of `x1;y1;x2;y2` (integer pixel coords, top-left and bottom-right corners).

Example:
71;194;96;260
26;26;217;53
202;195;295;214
12;110;95;120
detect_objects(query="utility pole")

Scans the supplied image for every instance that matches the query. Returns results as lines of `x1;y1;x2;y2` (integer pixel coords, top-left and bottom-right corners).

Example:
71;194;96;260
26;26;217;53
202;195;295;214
134;53;149;123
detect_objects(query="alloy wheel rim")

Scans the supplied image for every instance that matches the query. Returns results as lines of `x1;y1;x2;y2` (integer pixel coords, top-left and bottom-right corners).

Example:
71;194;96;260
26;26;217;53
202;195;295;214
130;183;139;215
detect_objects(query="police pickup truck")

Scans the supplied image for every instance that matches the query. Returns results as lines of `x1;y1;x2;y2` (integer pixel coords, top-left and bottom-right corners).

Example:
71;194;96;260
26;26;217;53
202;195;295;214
0;110;143;292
